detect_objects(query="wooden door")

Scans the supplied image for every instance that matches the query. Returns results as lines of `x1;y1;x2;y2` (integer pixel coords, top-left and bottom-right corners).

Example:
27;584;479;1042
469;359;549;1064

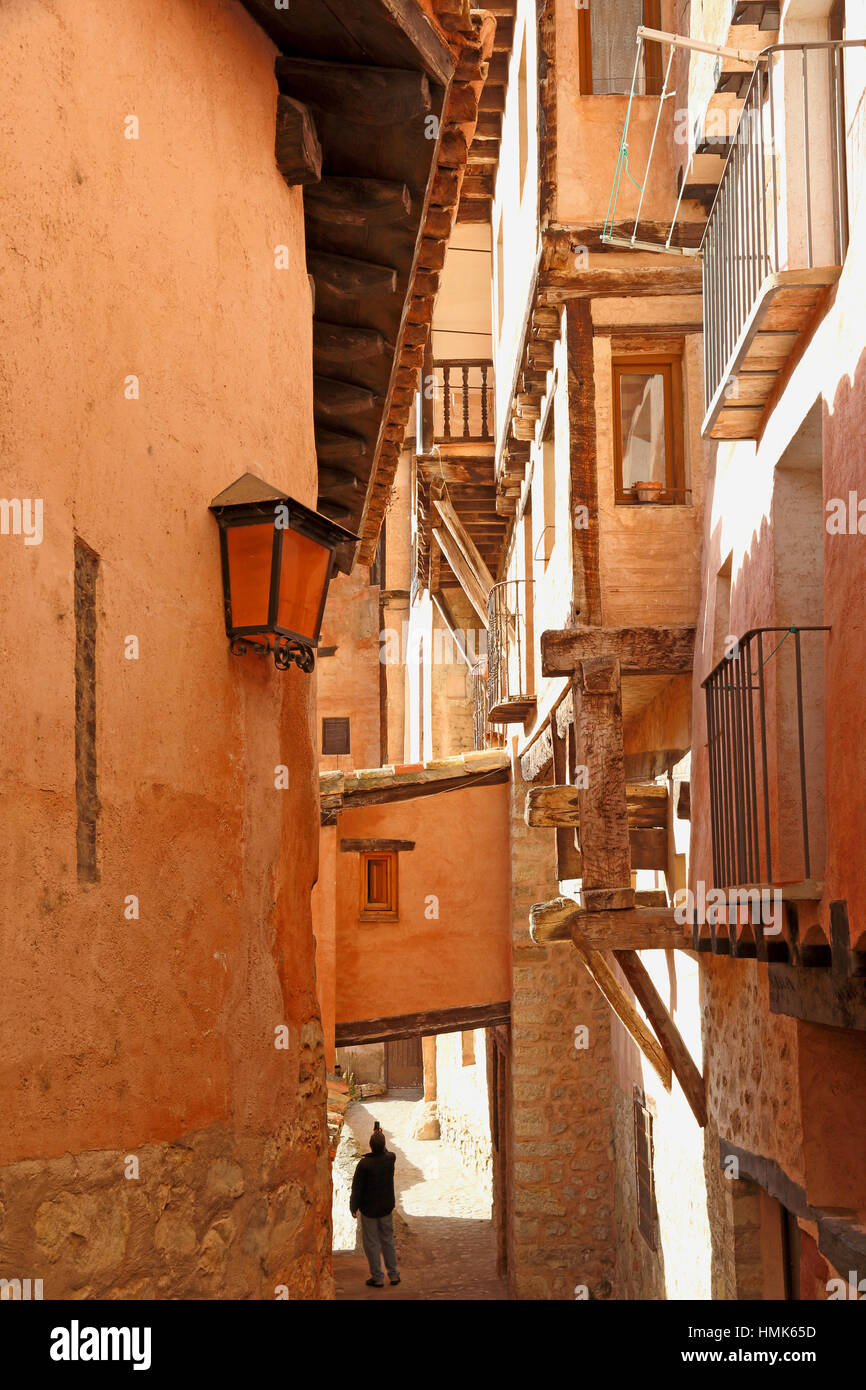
385;1036;423;1087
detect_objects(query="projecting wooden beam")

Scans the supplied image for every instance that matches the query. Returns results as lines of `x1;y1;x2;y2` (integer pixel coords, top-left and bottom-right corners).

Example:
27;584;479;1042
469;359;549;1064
529;898;683;949
573;944;672;1090
315;429;366;461
305;177;412;226
526;783;669;829
433;497;495;594
314;377;377;417
431;527;489;626
339;839;415;853
613;951;707;1127
276;57;432;124
318;466;363;493
275;95;322;186
336;1000;511;1049
308;251;398;300
313;321;387;368
542;625;697;677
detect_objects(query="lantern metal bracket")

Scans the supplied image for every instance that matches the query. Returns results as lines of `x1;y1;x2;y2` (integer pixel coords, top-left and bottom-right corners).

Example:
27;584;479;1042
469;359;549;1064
229;636;315;672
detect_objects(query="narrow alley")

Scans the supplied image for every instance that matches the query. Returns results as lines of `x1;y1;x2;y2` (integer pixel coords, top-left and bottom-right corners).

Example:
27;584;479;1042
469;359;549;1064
332;1092;508;1301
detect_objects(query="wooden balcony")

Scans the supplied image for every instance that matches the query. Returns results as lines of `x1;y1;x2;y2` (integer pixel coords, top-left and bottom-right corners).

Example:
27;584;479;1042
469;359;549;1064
701;40;862;439
487;579;536;724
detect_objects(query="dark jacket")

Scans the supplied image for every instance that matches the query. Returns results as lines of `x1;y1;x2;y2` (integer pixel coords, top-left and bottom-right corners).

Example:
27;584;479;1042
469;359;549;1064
350;1148;397;1219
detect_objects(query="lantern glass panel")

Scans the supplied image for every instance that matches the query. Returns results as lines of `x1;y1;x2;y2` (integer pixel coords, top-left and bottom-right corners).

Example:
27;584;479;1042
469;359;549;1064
277;529;331;642
226;523;274;628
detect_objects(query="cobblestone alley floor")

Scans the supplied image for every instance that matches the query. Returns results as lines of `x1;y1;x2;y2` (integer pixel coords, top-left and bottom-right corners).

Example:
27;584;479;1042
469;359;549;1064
332;1089;509;1300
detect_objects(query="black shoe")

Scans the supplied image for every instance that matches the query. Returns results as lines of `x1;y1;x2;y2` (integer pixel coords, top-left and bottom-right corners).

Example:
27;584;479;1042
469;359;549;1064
366;1278;384;1287
389;1277;401;1285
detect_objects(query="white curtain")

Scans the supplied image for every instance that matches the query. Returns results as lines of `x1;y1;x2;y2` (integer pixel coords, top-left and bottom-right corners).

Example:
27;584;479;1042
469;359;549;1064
591;0;645;96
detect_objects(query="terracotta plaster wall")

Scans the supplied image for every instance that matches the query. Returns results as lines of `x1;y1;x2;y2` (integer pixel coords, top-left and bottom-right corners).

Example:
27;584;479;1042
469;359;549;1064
317;565;383;773
0;0;332;1298
333;784;511;1026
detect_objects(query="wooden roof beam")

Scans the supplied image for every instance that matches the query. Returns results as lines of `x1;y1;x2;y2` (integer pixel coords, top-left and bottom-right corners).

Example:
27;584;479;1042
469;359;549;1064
276;57;432;123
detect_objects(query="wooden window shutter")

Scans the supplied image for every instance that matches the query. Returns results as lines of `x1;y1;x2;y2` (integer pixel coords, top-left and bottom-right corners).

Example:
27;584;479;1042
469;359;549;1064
322;716;350;755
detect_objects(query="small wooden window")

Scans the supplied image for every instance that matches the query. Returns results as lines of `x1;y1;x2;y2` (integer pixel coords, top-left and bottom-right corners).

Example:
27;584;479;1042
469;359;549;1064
360;851;398;921
634;1089;656;1249
612;352;684;503
322;716;350;755
461;1030;476;1066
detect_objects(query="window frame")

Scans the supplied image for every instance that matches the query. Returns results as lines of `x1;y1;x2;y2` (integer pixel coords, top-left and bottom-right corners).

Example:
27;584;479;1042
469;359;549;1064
359;850;399;922
611;350;684;505
578;0;663;97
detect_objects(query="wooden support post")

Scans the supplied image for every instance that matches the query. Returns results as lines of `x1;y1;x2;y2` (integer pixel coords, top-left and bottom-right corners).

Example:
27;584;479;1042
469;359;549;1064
571;936;672;1091
574;656;634;911
551;722;582;881
613;951;707;1127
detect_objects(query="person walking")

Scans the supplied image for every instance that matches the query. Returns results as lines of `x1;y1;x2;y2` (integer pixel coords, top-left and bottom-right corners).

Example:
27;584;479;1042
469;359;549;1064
350;1123;401;1288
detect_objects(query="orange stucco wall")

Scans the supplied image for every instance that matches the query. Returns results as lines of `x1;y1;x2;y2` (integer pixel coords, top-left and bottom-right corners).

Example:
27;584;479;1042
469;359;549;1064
0;0;331;1297
330;783;511;1027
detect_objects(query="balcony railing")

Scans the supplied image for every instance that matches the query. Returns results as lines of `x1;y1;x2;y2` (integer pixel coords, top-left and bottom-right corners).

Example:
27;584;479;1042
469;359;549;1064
487;579;535;724
702;626;829;890
701;40;864;438
471;658;506;750
432;360;493;443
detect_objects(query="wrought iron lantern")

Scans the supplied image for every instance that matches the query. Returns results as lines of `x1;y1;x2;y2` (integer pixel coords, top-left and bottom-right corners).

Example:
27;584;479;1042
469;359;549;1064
209;472;356;672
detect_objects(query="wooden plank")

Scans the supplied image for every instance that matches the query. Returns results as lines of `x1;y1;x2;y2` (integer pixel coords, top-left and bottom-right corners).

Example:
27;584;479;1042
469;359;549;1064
709;407;766;439
629;827;668;871
542;625;696;677
613;951;707;1126
340;838;415;853
572;942;672;1090
276;57;432;123
336;999;511;1048
274;96;322;185
739;331;800;369
722;372;777;405
574;656;633;904
529;898;684;950
526;783;669;828
431;527;489;624
315;428;367;461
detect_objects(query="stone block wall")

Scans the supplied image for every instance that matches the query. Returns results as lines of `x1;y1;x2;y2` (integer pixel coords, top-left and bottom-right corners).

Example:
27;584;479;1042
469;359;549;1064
507;771;618;1299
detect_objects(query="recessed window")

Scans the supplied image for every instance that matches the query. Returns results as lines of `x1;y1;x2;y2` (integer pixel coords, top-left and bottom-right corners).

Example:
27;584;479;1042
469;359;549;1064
579;0;662;96
322;716;350;755
360;851;398;922
612;353;684;504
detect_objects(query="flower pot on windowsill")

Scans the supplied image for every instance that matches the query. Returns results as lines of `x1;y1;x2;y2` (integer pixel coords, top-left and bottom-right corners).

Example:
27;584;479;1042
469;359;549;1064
632;481;664;504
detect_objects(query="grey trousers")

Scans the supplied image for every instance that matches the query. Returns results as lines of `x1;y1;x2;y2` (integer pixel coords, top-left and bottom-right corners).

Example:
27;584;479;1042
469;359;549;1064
360;1212;400;1283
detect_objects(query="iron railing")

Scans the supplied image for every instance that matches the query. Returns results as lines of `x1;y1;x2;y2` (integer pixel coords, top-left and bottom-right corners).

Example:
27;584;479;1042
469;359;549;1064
701;40;864;412
702;626;829;888
487;579;533;715
432;360;493;442
471;658;506;749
